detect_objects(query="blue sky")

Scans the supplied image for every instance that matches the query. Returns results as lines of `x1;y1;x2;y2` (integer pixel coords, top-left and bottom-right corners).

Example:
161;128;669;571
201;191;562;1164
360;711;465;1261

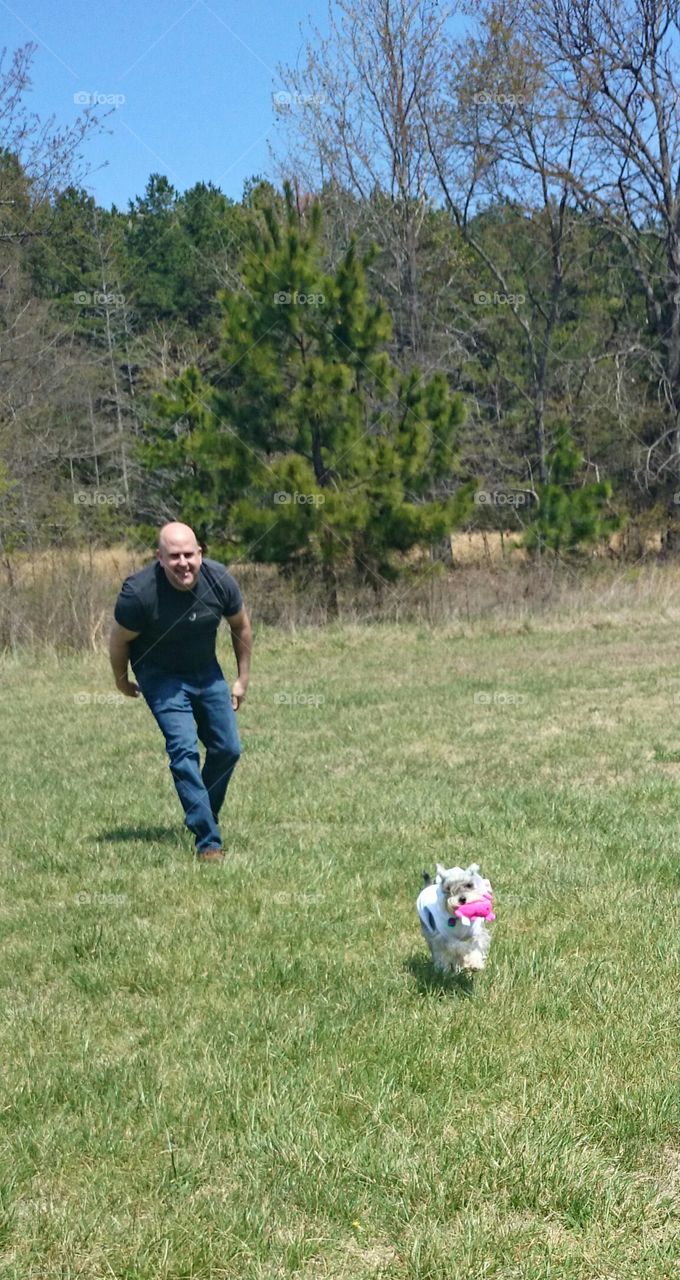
1;0;332;208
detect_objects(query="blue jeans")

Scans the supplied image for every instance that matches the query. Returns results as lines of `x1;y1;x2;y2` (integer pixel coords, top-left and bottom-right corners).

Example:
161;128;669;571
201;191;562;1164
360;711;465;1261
136;659;241;854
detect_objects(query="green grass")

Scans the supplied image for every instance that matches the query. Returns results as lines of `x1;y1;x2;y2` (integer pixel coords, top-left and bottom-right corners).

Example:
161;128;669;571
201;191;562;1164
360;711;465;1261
2;619;680;1279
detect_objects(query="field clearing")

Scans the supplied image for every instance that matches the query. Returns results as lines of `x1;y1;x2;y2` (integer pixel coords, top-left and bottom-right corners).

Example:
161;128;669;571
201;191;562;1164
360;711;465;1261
6;541;680;648
2;619;680;1278
4;528;665;580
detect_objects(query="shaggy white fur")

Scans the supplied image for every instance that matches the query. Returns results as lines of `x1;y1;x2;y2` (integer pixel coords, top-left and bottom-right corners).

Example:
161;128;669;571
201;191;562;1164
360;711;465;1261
416;862;494;973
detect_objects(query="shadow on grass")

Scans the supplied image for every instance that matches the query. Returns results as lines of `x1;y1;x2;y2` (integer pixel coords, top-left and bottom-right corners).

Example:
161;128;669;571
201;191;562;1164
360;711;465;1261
405;950;476;999
97;825;180;845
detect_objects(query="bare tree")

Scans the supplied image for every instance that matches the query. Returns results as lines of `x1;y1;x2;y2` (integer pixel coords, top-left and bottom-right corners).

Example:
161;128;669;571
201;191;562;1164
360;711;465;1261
0;43;108;549
0;43;103;234
274;0;456;360
524;0;680;498
418;0;612;483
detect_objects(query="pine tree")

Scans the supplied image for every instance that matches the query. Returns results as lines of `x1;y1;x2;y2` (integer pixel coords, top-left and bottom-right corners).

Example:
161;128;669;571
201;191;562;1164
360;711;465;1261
524;431;620;554
142;184;472;585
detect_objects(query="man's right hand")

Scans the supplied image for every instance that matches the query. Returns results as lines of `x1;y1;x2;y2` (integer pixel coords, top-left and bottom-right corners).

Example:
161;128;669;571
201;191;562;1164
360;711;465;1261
116;677;141;698
110;622;141;698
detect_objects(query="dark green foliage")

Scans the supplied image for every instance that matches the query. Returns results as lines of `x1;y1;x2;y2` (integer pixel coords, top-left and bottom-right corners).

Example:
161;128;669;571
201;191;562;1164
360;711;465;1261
124;176;192;325
0;154;655;560
141;185;472;579
26;187;99;301
524;431;620;554
122;176;247;335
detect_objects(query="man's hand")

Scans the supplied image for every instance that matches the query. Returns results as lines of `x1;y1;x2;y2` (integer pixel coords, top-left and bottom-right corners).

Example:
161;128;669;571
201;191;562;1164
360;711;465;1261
231;677;248;711
226;607;252;712
116;677;141;698
110;621;141;699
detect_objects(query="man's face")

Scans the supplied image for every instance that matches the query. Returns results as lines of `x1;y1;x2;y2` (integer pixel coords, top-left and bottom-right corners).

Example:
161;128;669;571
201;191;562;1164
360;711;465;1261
157;536;202;591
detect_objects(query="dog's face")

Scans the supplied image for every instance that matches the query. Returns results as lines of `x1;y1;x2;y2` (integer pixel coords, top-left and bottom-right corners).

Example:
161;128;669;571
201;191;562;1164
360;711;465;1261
435;862;490;915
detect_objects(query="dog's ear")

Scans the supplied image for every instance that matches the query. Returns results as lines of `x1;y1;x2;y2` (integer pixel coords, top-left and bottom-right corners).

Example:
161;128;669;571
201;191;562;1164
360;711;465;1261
438;864;465;885
466;863;480;875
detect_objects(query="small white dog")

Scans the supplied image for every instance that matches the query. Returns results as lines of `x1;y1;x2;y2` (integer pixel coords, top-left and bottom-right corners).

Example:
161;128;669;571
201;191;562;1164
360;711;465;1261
416;862;494;974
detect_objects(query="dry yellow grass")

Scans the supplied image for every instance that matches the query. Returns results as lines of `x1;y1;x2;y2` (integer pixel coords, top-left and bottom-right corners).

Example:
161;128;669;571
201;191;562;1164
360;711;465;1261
3;537;680;649
8;544;145;582
8;529;664;578
447;527;663;563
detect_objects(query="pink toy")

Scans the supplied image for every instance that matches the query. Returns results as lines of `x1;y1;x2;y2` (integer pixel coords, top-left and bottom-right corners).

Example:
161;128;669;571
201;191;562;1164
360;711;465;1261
451;893;495;924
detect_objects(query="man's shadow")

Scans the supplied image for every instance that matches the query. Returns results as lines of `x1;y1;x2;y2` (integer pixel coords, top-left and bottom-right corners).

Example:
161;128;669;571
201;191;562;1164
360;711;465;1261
404;951;476;998
97;825;180;844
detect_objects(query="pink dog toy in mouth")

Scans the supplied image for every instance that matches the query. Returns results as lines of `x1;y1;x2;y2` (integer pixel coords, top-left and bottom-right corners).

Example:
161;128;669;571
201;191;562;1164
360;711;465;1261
450;892;496;925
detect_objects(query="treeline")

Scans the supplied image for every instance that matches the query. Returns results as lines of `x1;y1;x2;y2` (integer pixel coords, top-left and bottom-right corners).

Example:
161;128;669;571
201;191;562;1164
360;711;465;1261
3;0;680;576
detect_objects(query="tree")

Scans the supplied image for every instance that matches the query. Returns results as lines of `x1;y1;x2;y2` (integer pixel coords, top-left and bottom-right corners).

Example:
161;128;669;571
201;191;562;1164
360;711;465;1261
0;43;111;549
124;176;190;326
417;0;598;484
524;430;620;553
274;0;455;360
123;176;249;337
141;185;472;590
0;42;102;224
526;0;680;509
25;189;140;513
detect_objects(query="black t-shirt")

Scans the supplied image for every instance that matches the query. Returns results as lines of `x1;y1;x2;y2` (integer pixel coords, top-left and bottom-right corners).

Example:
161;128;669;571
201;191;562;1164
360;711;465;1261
114;558;243;675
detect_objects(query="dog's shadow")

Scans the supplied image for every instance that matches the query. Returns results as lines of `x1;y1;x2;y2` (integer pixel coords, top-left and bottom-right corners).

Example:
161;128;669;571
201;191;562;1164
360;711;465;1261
405;951;477;998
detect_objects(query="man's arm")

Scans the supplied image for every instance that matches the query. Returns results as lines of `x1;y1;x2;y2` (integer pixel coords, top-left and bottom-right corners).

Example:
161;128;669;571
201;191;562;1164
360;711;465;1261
109;620;141;698
226;606;252;711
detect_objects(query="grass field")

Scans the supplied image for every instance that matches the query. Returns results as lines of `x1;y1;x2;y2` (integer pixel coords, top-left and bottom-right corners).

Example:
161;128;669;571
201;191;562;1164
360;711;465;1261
2;618;680;1279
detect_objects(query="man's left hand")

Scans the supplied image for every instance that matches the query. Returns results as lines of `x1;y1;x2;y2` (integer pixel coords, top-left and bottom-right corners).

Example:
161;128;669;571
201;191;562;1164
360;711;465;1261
231;678;248;711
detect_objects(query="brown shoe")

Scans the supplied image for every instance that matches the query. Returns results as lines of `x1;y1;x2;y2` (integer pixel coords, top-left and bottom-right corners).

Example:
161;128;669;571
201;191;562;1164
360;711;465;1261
196;848;224;864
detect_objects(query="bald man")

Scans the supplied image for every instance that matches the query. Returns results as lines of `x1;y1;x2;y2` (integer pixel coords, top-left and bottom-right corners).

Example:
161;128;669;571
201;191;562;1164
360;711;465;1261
109;523;252;863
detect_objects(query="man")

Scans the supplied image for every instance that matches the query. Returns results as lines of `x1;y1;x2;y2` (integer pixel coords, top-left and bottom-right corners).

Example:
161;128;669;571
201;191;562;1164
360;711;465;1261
109;522;252;863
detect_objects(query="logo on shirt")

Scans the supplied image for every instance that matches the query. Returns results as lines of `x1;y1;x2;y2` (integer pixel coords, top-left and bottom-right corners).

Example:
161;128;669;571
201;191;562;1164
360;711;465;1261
189;611;197;622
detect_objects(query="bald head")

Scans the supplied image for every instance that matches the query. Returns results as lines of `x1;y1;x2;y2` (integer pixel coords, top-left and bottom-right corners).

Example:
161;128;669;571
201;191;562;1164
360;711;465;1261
158;521;200;554
157;522;202;591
